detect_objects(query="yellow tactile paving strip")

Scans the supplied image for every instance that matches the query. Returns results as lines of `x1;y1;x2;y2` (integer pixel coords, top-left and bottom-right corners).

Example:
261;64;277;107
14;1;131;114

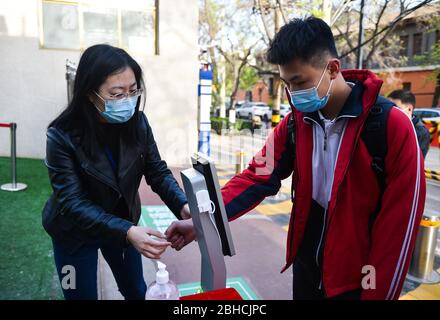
254;200;292;216
217;166;291;231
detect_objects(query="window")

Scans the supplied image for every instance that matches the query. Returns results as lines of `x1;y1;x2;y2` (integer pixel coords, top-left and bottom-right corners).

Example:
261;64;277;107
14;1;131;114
39;0;157;54
402;82;411;91
41;2;80;49
416;110;438;119
399;35;409;56
122;10;155;53
413;33;423;56
258;87;263;101
82;6;118;48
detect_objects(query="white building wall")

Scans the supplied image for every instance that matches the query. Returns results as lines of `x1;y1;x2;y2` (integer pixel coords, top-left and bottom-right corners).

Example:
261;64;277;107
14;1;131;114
0;0;199;167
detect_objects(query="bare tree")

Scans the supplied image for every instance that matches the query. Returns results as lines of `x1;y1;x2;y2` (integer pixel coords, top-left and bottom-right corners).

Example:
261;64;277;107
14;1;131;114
216;39;261;110
335;0;436;68
199;0;262;113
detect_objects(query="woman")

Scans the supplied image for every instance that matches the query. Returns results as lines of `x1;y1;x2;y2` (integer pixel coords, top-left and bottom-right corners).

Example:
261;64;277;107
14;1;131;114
42;44;190;300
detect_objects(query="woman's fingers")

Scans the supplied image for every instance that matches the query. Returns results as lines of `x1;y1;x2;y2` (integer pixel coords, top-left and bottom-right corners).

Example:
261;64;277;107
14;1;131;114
144;235;171;247
140;243;168;258
141;250;161;260
149;238;172;247
145;228;167;240
143;242;169;255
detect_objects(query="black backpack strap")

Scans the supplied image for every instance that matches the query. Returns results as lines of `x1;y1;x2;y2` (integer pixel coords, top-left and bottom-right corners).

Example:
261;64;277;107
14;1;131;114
287;113;295;202
287;112;295;149
361;96;394;231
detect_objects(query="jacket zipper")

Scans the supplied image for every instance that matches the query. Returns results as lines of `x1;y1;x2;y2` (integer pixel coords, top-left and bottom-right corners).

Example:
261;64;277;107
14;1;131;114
83;165;122;200
316;208;327;288
320;126;328;294
308;118;332;293
119;153;143;181
318;123;360;295
303;114;356;296
324;125;362;246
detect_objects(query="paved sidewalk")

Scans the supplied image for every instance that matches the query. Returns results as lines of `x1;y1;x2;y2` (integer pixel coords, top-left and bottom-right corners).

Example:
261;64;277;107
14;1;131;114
425;147;440;172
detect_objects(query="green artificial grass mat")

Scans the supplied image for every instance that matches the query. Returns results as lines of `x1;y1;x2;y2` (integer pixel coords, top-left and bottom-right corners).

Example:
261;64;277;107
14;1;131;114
0;157;62;299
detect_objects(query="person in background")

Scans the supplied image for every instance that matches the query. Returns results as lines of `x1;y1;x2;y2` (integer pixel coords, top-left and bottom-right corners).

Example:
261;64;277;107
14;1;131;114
388;89;430;158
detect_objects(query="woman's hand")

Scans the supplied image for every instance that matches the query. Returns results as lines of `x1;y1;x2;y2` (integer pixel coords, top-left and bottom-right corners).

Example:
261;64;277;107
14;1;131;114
126;226;171;259
180;203;191;220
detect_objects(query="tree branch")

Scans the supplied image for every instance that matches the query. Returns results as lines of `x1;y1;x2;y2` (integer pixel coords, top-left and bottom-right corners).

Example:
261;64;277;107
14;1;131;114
339;0;434;60
276;0;289;25
256;0;274;42
335;24;354;51
365;0;391;63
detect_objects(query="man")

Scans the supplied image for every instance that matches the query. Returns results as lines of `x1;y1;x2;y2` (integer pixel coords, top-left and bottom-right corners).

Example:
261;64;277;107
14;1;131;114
388;89;430;158
166;17;426;300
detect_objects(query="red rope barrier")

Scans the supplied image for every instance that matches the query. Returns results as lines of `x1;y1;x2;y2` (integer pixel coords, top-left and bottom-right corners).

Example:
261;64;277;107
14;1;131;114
0;123;12;128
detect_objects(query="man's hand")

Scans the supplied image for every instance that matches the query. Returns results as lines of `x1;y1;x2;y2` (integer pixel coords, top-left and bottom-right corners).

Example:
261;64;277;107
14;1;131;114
180;203;191;220
127;226;171;259
165;219;196;251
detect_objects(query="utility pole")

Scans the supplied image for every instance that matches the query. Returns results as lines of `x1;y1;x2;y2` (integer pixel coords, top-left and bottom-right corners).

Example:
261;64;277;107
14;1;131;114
218;56;227;119
357;0;365;69
271;1;283;128
218;12;227;119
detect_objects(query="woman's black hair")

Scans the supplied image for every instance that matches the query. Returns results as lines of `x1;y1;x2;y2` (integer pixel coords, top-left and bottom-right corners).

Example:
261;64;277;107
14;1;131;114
48;44;146;158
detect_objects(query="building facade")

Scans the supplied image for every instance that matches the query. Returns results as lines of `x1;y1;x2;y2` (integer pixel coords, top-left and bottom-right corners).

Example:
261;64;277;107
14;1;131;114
0;0;199;166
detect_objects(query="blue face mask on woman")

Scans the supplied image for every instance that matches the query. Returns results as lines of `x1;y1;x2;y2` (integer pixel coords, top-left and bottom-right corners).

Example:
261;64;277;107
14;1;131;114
288;63;334;113
94;92;139;123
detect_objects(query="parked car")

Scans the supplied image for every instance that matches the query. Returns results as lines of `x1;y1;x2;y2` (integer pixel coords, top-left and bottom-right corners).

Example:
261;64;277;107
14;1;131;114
279;104;291;119
234;101;245;110
413;108;440;122
236;101;271;121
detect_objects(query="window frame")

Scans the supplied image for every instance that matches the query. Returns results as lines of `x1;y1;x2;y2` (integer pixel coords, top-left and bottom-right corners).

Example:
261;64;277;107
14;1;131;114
38;0;159;55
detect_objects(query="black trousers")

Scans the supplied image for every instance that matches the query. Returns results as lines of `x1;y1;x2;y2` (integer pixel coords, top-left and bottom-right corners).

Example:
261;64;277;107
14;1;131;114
292;259;361;300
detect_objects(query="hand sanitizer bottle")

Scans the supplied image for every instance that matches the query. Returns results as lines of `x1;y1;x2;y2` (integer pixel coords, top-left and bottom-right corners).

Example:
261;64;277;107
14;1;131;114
146;261;180;300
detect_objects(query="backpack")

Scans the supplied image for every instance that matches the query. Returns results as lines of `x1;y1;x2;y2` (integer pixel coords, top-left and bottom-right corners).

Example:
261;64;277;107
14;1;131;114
286;96;395;230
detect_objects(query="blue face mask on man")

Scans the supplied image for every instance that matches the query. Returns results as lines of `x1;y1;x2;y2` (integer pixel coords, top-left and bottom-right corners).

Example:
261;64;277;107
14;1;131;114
288;63;334;113
94;92;138;124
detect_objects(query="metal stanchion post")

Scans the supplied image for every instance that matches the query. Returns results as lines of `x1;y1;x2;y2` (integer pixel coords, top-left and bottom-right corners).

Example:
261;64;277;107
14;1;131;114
235;149;245;175
1;123;27;192
407;212;440;283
